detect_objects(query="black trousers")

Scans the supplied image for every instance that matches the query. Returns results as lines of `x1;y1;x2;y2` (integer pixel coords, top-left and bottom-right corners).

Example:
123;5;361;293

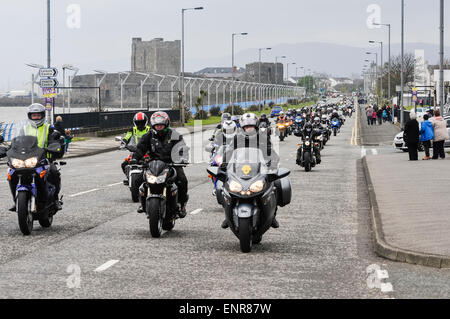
423;140;431;157
432;140;445;159
367;116;371;125
407;142;418;160
174;167;188;204
47;163;61;199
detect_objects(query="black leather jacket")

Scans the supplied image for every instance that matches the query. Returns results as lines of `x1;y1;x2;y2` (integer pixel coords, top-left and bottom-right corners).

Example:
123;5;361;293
134;128;189;164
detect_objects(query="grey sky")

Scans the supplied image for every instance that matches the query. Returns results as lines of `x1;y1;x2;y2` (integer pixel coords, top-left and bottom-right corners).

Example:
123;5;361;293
1;0;448;91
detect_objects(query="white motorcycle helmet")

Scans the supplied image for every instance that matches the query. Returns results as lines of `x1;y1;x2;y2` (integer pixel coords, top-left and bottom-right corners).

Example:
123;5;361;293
222;120;237;139
27;103;46;127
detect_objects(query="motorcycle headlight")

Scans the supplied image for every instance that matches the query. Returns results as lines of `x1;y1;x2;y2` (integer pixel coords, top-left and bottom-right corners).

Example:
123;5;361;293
146;172;158;184
305;141;311;146
25;157;38;168
249;180;264;193
11;158;25;169
228;180;243;193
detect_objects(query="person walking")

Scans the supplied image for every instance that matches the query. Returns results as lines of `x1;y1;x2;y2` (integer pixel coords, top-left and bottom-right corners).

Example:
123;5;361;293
372;110;377;125
382;109;387;122
420;113;434;160
377;108;383;125
366;105;374;126
403;112;420;161
431;109;448;159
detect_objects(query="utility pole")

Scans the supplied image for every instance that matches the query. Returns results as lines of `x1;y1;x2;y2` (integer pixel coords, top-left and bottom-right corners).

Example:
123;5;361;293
400;0;405;128
440;0;445;115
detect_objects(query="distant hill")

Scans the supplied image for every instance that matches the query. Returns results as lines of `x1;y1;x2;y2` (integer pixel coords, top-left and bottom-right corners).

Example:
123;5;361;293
188;42;450;78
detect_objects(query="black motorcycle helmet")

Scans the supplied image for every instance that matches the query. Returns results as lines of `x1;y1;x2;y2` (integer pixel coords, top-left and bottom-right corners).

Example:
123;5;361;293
304;122;313;134
260;113;267;121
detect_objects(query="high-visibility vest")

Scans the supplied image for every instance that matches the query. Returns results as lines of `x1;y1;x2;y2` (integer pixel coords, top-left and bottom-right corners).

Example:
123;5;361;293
132;126;150;145
23;123;50;148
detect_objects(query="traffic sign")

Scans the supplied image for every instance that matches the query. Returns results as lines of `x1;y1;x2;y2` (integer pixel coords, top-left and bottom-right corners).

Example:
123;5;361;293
40;79;59;88
39;68;58;78
42;87;57;98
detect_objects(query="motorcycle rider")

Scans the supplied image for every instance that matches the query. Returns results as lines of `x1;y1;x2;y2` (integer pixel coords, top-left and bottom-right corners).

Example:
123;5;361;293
9;103;64;211
296;121;322;165
258;113;272;135
276;111;287;123
221;113;280;229
209;112;232;142
133;111;189;218
212;119;238;147
120;112;151;180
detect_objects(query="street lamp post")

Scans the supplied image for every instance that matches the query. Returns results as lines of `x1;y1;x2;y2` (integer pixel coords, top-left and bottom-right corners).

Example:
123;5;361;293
25;63;44;105
366;52;378;104
258;47;271;83
373;23;391;102
231;32;248;112
439;0;445;114
275;56;286;86
181;6;204;125
61;64;78;113
286;62;296;82
401;0;405;127
369;41;383;101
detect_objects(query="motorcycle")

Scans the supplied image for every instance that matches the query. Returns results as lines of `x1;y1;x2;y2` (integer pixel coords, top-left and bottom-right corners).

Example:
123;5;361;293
207;148;291;253
292;116;304;136
275;121;288;141
331;118;340;136
0;135;65;235
141;159;187;238
116;137;144;203
296;134;317;172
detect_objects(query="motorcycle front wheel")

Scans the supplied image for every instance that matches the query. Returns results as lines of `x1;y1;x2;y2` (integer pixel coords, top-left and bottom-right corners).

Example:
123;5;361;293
130;175;140;203
17;192;33;235
304;152;311;172
238;218;252;253
147;198;163;238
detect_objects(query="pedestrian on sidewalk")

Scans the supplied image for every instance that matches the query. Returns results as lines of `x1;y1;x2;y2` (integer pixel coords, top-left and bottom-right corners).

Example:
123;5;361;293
420;113;434;160
377;108;383;125
431;109;448;159
382;109;387;122
366;105;374;126
404;111;420;161
372;110;377;125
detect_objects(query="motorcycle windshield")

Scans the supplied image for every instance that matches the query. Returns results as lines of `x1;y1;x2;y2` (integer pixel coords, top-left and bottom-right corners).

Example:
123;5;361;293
7;135;44;160
227;148;267;179
148;159;167;176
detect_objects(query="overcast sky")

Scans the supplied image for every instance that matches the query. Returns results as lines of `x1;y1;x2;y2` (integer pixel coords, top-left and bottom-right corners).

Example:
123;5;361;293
1;0;449;91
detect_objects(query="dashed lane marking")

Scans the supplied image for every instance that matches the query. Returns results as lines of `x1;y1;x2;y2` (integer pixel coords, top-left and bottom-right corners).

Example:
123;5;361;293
69;188;100;198
371;149;378;155
94;260;120;272
190;208;203;215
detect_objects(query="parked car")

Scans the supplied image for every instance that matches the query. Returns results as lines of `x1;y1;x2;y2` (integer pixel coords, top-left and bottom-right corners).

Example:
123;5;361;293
270;106;283;118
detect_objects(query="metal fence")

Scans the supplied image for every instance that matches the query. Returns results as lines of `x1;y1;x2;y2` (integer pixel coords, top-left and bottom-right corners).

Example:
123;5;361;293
54;109;180;131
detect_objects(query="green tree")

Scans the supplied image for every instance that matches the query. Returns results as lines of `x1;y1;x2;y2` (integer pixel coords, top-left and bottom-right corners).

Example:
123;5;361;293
297;76;315;94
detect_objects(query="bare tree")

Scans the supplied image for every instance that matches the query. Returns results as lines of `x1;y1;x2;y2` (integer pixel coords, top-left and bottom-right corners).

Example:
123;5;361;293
380;53;416;97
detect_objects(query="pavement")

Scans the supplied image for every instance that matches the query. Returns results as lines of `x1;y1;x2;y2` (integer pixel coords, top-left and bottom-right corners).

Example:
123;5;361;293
360;103;450;268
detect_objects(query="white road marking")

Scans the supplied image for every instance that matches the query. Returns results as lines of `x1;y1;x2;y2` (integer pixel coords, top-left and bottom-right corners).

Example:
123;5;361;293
94;260;120;272
69;188;100;198
371;149;378;155
380;282;394;293
107;182;123;187
190;208;203;215
361;147;367;158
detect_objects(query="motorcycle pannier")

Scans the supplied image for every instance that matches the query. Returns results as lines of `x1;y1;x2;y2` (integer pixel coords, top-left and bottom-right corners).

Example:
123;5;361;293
274;177;291;207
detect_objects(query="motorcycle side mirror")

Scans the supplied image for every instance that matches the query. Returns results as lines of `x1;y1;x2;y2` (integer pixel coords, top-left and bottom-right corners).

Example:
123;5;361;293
0;147;7;158
268;167;290;182
59;161;67;166
205;145;213;153
115;136;123;142
46;143;63;154
207;166;226;182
